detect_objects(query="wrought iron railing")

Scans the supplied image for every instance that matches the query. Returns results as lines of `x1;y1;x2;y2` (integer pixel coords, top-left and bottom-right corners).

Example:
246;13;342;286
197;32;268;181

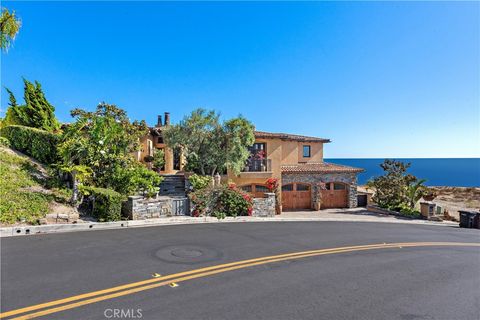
243;159;271;172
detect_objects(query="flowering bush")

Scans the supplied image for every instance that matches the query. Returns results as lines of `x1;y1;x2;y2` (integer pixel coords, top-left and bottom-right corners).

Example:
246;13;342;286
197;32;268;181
189;185;253;218
265;178;279;192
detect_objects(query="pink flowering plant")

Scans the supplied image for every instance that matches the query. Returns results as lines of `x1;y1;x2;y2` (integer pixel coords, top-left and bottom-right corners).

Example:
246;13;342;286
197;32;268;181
189;184;253;218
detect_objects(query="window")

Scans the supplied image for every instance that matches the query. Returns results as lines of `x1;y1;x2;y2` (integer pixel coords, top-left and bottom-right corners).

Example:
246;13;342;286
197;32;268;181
282;184;294;191
303;145;311;158
325;183;331;190
240;185;252;193
254;185;269;193
157;136;164;144
252;143;265;151
296;184;310;191
334;183;346;190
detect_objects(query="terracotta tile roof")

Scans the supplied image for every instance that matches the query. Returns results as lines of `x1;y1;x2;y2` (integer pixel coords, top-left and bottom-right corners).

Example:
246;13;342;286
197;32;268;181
281;162;364;174
255;131;331;143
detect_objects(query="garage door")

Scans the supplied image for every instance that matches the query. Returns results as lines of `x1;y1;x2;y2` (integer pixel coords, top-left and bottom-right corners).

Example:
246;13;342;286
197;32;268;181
282;183;312;210
321;182;348;208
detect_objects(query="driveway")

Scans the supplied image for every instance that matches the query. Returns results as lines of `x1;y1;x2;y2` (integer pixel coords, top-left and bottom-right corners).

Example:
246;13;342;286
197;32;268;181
1;221;478;320
280;208;454;225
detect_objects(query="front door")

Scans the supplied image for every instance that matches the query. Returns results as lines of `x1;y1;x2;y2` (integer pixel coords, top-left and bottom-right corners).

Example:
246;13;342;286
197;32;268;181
282;183;312;210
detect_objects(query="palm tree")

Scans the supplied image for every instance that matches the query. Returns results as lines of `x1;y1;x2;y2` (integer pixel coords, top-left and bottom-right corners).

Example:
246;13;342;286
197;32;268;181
405;179;427;209
0;7;21;52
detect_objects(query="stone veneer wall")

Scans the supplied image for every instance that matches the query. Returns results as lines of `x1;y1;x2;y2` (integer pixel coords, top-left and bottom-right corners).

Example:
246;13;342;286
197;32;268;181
126;196;173;220
282;172;358;208
252;193;276;217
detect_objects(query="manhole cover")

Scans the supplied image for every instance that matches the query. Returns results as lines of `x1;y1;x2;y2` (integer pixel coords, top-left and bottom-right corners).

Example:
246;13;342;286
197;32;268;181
171;248;203;258
154;245;222;264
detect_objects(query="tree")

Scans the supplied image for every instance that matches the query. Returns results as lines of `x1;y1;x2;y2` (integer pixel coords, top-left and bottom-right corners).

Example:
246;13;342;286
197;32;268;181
367;159;423;210
152;148;165;172
58;102;159;195
405;179;427;209
163;108;255;176
2;79;60;132
0;7;21;52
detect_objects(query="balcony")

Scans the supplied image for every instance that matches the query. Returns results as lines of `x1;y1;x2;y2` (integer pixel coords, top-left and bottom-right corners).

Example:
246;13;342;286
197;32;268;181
243;159;272;172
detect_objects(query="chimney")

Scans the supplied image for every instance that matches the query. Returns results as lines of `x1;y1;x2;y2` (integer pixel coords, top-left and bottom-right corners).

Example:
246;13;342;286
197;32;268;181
164;112;170;126
157;115;163;127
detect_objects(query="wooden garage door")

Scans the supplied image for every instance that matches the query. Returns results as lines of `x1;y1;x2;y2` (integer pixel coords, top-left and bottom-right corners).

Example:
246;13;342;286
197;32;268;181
282;183;312;210
321;182;348;208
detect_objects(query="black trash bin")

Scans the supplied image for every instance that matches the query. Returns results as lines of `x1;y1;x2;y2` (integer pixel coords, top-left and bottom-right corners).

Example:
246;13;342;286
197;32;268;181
459;211;479;229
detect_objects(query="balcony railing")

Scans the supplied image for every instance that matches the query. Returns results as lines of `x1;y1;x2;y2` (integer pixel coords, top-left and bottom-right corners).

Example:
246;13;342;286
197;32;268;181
243;159;271;172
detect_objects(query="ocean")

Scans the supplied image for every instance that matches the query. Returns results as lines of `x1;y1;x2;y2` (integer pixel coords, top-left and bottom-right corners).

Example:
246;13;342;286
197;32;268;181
325;158;480;187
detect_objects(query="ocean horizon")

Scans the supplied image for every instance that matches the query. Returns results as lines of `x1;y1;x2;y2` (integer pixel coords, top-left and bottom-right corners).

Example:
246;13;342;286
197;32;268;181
325;158;480;187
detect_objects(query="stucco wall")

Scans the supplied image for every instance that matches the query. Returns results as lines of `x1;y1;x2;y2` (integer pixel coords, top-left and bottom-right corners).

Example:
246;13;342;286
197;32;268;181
227;137;326;207
137;134;182;175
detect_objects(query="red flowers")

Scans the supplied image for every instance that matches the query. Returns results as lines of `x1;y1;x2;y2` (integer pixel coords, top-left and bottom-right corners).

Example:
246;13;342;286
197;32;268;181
266;178;279;192
242;193;252;202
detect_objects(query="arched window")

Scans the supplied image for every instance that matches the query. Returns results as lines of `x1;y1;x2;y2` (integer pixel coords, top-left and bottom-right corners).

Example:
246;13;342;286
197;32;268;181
240;185;252;193
254;185;269;193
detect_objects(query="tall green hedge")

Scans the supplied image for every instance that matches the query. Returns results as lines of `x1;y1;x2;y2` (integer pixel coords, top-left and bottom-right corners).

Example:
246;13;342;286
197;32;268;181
0;125;60;164
82;186;124;222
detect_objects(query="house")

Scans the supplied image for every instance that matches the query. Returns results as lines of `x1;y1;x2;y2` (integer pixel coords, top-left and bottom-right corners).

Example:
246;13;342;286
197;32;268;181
137;113;364;211
227;131;364;211
135;112;185;174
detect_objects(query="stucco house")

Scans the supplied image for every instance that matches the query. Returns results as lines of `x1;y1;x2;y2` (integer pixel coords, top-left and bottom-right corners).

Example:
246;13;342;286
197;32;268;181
227;131;364;211
137;113;364;211
135;112;185;175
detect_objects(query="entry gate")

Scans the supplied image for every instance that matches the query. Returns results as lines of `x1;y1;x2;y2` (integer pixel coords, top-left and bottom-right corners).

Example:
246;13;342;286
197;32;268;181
171;197;189;216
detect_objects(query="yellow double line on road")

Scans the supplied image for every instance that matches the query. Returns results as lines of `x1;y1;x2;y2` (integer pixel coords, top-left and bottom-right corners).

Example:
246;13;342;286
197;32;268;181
1;242;479;319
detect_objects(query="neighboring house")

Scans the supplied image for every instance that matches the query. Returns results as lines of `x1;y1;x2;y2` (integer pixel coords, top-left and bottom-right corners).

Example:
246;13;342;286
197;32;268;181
136;112;184;174
227;131;364;211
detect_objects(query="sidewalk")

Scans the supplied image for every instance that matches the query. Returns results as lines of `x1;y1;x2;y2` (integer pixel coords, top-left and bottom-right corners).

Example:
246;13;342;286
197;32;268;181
1;208;458;237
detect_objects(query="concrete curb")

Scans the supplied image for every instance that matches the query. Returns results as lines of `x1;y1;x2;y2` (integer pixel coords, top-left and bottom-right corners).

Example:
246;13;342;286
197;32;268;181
0;215;459;237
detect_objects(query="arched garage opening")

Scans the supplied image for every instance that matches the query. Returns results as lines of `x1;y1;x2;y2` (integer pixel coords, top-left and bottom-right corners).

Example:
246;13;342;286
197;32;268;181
239;184;269;198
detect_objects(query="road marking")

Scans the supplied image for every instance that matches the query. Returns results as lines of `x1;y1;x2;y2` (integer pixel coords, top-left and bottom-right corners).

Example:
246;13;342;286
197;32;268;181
1;242;478;320
0;242;395;318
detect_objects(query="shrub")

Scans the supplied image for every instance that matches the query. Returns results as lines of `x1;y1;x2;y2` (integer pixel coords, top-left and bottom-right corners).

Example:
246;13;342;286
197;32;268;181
217;186;253;217
0;136;10;147
81;186;124;221
111;164;163;196
189;185;253;218
152;149;165;171
0;125;60;164
188;174;211;191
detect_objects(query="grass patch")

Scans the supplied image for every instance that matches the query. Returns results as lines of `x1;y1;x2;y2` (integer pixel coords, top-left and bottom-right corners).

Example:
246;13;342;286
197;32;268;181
0;148;72;225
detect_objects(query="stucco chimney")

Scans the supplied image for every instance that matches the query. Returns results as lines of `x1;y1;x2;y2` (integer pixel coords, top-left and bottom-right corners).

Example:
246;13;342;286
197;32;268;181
157;115;163;127
164;112;170;126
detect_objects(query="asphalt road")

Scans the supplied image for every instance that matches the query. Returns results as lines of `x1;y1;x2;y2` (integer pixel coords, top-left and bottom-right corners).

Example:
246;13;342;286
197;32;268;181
1;221;479;320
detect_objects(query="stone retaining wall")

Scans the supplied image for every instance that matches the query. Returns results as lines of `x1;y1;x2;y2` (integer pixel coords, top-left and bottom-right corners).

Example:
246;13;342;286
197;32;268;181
252;193;276;217
126;196;175;220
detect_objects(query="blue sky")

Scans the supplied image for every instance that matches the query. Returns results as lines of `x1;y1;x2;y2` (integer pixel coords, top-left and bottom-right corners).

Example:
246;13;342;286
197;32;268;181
1;1;479;158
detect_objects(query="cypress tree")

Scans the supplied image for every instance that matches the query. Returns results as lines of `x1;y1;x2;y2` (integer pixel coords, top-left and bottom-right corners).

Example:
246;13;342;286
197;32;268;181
2;79;60;132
